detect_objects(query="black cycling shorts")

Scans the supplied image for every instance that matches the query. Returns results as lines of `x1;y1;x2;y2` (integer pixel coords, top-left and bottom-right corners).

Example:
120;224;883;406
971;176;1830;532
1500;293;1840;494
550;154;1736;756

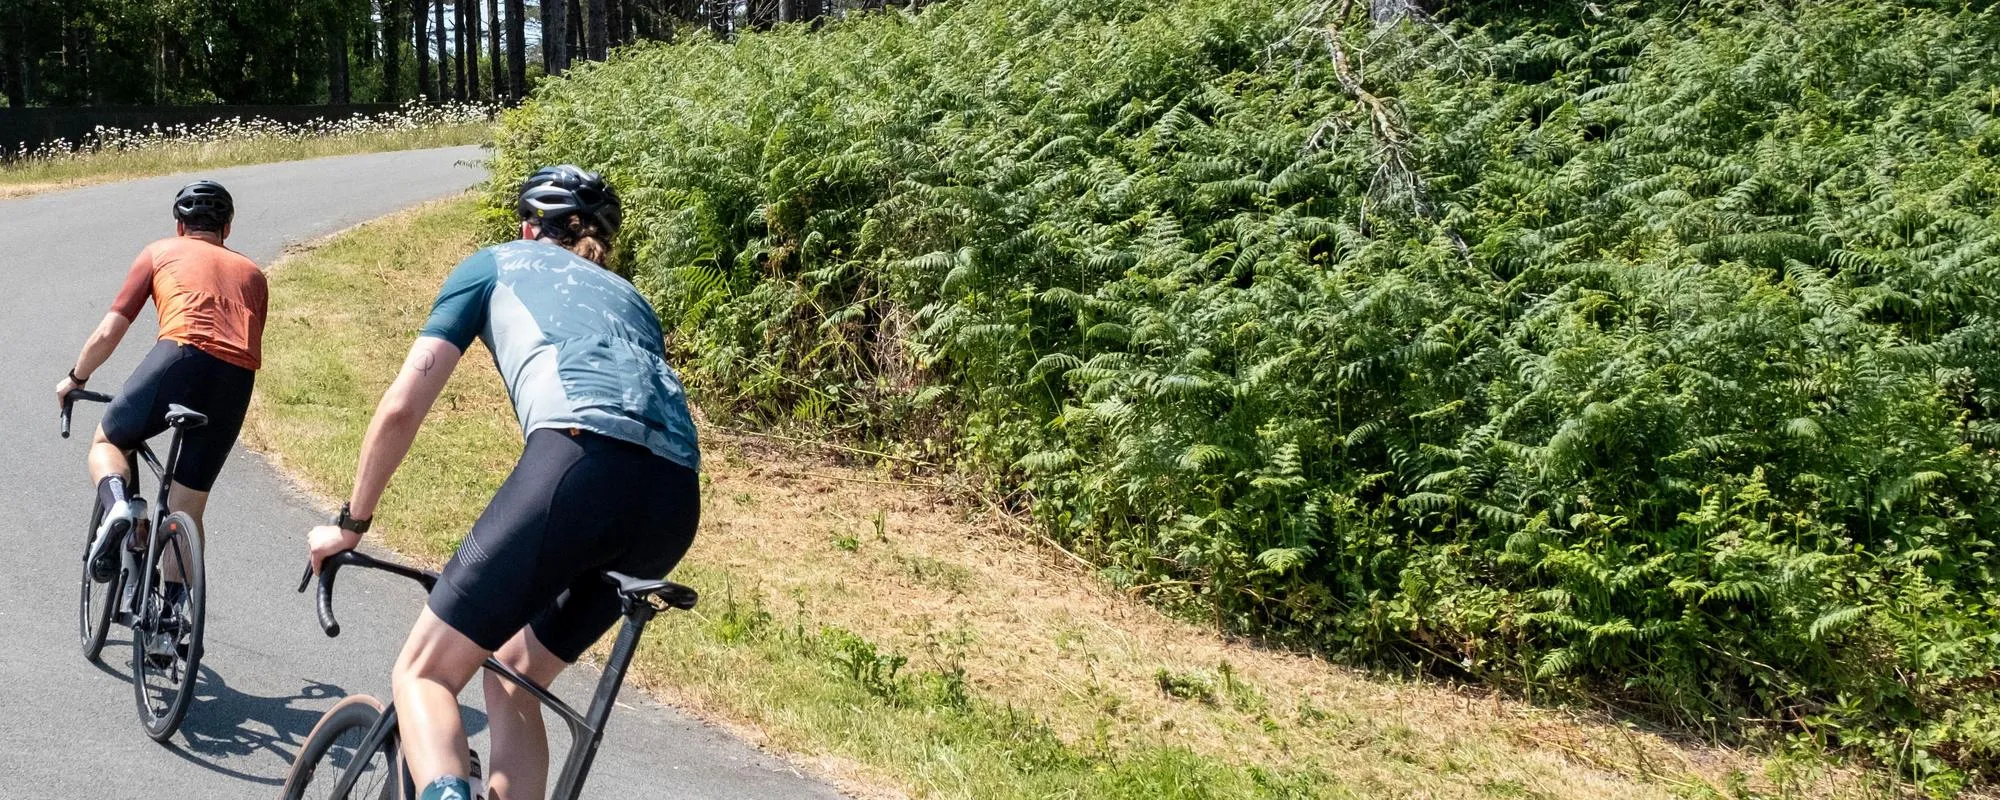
99;340;255;492
429;428;700;662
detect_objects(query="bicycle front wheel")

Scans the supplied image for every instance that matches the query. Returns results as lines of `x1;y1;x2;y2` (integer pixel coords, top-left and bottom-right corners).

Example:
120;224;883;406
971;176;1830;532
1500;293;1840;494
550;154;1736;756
78;495;120;662
131;510;205;741
283;695;403;800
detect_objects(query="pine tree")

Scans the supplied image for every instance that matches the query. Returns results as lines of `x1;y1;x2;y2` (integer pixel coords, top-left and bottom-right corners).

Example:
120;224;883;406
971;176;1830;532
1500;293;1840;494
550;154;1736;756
413;0;433;100
506;0;525;100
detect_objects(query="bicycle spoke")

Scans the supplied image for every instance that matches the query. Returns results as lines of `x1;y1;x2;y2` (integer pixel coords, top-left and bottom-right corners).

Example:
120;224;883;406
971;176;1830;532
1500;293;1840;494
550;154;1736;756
78;499;121;661
131;513;205;740
304;726;393;800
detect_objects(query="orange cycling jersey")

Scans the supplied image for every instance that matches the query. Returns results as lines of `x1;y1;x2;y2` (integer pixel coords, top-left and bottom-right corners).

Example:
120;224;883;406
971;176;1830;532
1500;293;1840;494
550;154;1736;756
110;236;267;371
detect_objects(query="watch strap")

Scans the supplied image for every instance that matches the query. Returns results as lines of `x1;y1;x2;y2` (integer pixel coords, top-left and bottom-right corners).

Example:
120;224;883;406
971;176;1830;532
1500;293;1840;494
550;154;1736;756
335;503;372;535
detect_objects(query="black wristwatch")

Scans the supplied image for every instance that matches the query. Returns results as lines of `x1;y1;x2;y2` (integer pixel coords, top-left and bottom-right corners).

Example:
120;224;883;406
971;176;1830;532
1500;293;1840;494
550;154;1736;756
68;368;88;385
335;503;372;535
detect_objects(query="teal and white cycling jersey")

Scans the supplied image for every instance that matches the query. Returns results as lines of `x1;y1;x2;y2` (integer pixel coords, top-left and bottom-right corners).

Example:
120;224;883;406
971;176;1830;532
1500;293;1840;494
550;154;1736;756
419;239;700;472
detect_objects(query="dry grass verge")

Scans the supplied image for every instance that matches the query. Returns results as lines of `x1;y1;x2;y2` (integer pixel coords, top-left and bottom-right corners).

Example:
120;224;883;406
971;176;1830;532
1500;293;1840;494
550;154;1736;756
245;196;1917;800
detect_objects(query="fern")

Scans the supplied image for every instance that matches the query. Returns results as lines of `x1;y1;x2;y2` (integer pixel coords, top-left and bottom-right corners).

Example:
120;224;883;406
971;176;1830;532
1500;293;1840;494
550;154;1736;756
499;0;2000;780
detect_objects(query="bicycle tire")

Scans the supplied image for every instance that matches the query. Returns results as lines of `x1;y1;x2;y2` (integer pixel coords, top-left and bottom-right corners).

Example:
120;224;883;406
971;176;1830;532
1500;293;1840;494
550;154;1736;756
78;495;120;662
131;510;205;741
282;695;403;800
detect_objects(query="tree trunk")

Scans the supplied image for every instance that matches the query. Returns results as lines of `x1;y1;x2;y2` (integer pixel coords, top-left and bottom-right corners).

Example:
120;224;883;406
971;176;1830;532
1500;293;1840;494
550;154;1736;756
506;0;525;100
487;0;503;99
540;0;553;73
779;0;797;23
546;0;569;74
465;0;482;100
2;11;23;109
383;0;404;101
586;0;607;61
413;0;433;100
328;16;351;104
433;0;450;99
451;1;466;100
569;0;585;58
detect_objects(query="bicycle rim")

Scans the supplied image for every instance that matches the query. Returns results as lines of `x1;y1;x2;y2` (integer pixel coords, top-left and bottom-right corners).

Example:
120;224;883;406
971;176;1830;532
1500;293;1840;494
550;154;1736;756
78;497;118;662
282;695;401;800
131;511;205;741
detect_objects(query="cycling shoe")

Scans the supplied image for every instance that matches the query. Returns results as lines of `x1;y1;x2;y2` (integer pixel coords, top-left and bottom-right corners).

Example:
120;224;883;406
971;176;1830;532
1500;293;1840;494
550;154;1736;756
88;501;135;582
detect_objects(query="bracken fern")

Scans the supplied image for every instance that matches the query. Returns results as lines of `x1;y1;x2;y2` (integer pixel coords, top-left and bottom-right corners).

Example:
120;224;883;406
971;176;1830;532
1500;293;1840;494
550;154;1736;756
497;0;2000;786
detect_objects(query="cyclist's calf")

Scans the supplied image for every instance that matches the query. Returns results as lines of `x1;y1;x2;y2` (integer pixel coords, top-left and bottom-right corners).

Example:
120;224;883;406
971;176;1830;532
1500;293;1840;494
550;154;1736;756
483;629;569;800
85;427;130;490
392;607;497;794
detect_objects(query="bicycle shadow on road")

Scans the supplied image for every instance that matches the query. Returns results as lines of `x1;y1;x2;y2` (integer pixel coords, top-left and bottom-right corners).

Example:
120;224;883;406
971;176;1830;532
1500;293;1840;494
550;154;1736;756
160;666;345;785
162;665;489;786
88;657;492;786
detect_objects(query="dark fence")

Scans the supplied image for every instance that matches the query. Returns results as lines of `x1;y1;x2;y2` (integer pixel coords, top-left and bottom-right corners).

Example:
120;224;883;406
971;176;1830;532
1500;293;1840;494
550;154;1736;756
0;104;405;155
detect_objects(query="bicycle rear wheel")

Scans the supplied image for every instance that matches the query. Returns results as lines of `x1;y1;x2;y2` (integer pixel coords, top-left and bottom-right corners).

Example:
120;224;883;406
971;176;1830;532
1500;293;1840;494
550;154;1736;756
131;510;205;741
283;695;404;800
78;495;121;662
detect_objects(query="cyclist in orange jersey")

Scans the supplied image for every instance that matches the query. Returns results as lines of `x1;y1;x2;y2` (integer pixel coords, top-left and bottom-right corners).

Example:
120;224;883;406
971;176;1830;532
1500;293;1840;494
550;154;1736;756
54;180;265;646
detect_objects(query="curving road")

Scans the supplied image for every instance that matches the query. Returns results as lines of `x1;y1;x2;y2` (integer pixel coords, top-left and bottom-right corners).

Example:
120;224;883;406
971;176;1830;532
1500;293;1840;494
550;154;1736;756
0;147;843;799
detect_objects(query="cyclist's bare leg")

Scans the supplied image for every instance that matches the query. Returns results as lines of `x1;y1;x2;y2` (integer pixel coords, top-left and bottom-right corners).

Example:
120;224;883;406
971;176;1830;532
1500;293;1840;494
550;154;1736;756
85;425;212;531
159;481;208;584
392;607;490;790
484;628;567;800
86;426;130;488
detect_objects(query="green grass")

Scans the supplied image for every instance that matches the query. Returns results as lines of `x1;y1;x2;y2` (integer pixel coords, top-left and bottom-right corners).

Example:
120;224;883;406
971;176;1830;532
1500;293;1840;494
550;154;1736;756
245;194;519;557
634;576;1349;799
0;121;489;196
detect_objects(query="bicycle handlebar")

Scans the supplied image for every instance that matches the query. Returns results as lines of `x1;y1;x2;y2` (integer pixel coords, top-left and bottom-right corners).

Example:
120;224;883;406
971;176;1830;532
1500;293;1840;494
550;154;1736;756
59;389;113;439
296;550;439;638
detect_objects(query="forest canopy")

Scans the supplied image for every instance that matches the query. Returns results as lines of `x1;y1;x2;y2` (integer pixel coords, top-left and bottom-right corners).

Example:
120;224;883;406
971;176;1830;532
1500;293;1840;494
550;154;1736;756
0;0;921;107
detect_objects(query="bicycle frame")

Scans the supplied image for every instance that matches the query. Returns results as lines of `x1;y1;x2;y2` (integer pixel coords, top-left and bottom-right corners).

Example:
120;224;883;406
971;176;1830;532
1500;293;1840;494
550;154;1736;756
64;390;192;619
327;598;662;800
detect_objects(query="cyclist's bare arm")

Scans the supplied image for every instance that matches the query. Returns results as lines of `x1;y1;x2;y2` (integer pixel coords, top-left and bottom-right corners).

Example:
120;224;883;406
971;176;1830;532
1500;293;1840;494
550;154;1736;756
308;337;460;571
54;312;133;407
57;249;151;405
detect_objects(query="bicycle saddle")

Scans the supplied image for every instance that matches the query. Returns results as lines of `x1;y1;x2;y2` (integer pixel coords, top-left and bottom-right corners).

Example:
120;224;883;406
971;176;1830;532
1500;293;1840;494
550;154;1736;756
603;571;698;610
164;404;208;430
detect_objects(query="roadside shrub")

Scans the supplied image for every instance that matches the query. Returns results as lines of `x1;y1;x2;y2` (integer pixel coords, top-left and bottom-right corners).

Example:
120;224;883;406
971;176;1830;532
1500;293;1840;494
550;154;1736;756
495;0;2000;783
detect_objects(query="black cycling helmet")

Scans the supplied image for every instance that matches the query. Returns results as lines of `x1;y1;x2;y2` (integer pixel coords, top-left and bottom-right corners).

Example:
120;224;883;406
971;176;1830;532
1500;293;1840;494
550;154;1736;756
173;180;234;231
516;165;621;238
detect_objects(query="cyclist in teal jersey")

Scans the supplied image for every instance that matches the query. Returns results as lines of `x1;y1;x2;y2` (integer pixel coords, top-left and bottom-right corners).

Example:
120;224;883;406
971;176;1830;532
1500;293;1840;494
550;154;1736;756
304;166;700;800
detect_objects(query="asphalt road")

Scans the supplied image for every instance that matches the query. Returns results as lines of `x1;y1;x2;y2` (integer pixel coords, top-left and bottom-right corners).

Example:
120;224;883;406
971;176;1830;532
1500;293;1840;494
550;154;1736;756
0;147;843;799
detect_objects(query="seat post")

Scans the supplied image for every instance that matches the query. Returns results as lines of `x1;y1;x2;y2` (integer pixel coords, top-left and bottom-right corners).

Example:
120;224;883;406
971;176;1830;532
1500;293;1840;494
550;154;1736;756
156;430;186;503
550;608;653;799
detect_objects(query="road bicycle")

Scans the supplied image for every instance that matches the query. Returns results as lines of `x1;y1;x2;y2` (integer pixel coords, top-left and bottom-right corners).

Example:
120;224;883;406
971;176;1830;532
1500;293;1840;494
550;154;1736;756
282;549;698;800
61;389;210;742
